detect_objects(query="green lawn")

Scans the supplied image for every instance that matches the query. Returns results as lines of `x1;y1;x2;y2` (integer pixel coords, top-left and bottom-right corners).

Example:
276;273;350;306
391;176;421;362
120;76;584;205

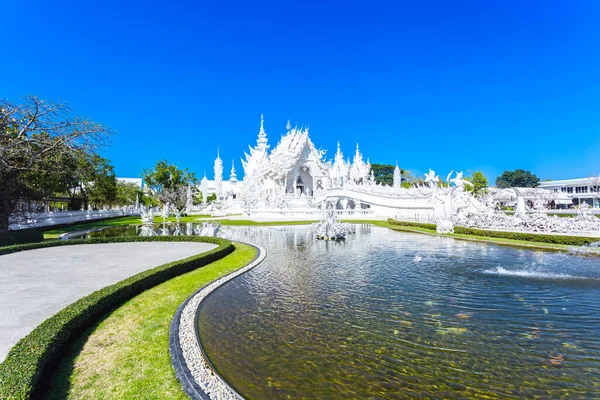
45;243;257;400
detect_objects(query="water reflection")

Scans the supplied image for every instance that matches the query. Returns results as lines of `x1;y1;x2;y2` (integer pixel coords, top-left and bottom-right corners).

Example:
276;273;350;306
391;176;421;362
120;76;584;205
198;226;600;399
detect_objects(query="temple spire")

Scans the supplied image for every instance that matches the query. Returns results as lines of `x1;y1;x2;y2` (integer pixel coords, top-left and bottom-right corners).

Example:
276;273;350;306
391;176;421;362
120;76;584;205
256;114;269;151
393;161;401;189
230;159;238;183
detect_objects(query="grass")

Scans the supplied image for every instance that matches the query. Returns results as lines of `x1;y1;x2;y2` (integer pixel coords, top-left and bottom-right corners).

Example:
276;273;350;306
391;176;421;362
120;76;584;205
45;242;257;400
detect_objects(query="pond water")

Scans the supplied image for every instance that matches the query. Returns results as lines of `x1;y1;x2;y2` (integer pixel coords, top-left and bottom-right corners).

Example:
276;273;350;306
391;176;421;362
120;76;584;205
196;225;600;399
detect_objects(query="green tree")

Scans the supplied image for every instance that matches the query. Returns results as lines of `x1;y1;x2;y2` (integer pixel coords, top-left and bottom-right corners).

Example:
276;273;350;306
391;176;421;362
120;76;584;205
0;96;111;230
115;181;143;207
21;153;78;210
194;191;203;205
66;153;117;210
206;193;217;203
465;171;488;197
371;163;404;186
142;160;196;213
495;169;540;188
142;160;196;194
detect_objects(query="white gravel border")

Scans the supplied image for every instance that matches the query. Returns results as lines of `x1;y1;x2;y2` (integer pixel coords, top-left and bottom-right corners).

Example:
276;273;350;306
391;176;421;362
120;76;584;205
177;244;267;400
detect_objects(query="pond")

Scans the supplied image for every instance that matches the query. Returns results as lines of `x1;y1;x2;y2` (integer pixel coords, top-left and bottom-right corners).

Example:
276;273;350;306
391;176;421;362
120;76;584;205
194;225;600;399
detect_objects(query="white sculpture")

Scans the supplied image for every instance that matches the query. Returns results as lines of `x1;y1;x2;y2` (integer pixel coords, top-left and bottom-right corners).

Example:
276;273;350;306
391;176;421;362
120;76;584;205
313;211;349;240
162;203;170;222
214;148;223;199
185;185;193;213
393;162;401;189
200;173;209;204
140;205;155;224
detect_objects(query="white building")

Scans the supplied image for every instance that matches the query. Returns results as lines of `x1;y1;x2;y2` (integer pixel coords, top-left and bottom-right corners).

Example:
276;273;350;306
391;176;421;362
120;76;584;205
197;115;433;218
538;177;600;209
116;177;143;188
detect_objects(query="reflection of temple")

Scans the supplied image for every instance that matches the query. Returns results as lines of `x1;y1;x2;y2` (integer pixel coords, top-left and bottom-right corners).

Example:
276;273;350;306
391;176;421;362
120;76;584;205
199;115;432;218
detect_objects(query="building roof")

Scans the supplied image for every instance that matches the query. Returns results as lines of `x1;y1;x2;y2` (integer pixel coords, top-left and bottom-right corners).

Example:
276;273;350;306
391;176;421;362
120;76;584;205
538;178;595;187
116;177;143;187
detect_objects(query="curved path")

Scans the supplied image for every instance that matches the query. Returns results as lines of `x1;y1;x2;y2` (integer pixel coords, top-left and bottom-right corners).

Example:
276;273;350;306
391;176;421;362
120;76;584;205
0;241;217;362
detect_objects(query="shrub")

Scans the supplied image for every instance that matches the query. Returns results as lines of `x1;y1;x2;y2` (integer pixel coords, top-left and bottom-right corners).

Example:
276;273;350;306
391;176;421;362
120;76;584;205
0;230;44;247
0;236;234;400
386;219;437;231
387;218;599;246
453;226;598;246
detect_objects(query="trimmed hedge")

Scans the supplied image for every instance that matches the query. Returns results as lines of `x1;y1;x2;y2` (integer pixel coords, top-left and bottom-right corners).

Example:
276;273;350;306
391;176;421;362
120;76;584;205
0;236;234;400
387;218;599;246
0;230;44;247
386;219;437;231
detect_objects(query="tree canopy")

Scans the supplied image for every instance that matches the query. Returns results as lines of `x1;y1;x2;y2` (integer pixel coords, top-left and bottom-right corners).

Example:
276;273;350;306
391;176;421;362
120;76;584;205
465;171;488;196
142;160;196;212
0;96;112;230
495;169;540;188
142;160;196;194
371;163;404;186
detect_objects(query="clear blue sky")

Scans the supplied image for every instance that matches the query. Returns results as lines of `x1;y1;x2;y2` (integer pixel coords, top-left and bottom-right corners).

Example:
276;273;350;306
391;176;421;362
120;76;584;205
3;0;599;183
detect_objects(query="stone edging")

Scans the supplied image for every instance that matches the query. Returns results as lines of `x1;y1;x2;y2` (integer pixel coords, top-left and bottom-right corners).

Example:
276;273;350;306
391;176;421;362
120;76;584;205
170;243;267;400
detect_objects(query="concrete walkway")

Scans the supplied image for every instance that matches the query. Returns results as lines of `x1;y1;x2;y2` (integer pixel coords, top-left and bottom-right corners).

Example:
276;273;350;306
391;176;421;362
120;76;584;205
0;241;217;362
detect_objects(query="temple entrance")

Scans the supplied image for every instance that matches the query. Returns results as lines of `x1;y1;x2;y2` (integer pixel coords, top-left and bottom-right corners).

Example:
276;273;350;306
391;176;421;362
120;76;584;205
296;176;305;194
286;166;314;196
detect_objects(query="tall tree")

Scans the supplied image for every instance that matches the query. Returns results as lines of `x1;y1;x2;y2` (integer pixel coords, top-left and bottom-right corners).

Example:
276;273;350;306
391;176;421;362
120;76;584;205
495;169;540;188
142;160;196;213
371;163;404;186
0;96;111;231
143;160;196;194
115;181;143;207
465;171;488;197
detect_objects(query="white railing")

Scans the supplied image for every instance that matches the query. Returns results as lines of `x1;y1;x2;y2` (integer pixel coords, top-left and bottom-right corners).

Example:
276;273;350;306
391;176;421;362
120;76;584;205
250;209;374;218
9;209;139;230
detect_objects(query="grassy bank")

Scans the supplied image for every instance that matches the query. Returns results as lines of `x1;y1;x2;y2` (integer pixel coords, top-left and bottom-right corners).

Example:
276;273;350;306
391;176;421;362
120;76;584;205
45;243;257;399
384;220;600;253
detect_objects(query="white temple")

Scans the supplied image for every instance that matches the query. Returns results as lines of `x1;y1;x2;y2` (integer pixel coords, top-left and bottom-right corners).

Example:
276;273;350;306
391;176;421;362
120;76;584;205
192;115;600;235
198;115;432;218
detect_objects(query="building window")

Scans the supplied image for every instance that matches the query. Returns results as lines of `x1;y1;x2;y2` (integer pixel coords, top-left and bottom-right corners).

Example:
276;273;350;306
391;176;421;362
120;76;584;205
575;186;588;194
561;187;566;193
566;187;573;194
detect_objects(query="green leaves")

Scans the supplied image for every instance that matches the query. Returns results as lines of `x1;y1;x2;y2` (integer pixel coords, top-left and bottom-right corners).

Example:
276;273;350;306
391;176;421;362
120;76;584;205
465;171;488;197
496;169;540;189
142;160;196;194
